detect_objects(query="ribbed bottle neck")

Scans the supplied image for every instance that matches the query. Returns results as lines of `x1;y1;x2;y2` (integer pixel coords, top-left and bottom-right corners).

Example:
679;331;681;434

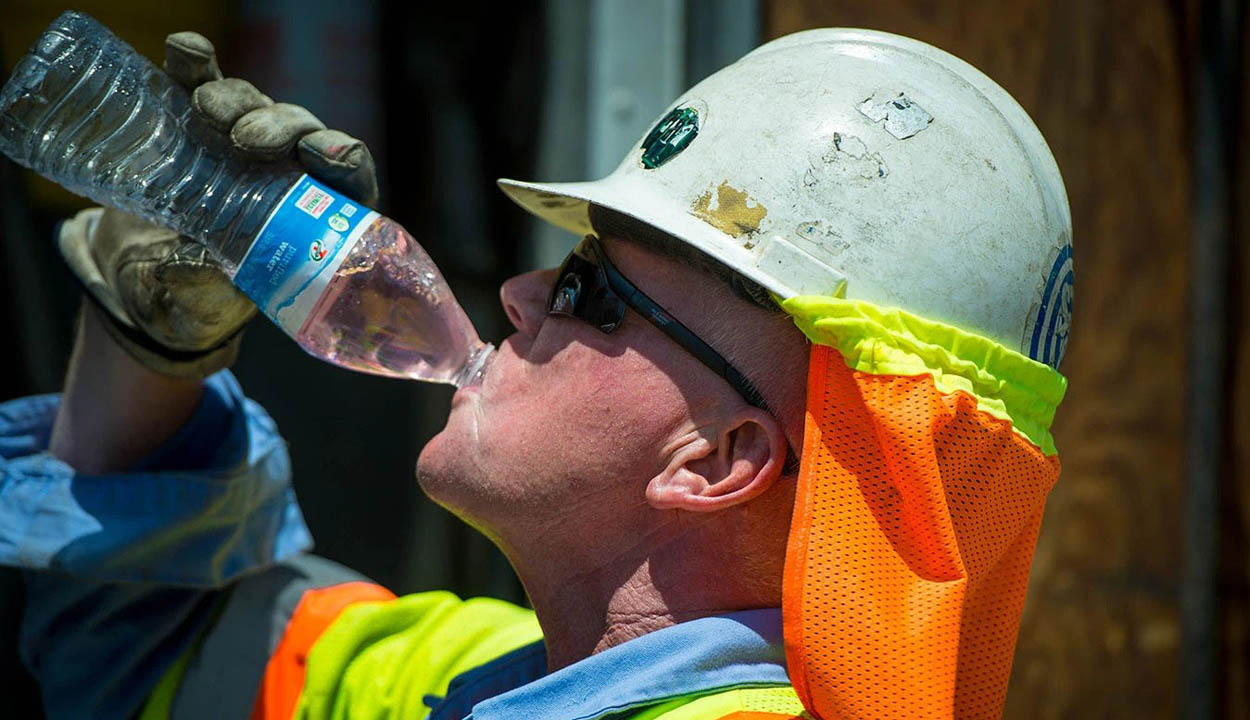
451;342;495;388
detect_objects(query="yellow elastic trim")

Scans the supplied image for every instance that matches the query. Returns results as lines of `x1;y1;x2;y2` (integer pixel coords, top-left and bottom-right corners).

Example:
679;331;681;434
136;645;192;720
647;686;805;719
137;596;230;720
782;296;1066;455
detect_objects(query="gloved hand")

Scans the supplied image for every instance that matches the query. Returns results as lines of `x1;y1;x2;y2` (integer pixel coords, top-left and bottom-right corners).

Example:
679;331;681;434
58;31;379;379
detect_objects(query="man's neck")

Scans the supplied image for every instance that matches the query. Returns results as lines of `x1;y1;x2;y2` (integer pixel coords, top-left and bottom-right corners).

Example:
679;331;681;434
528;557;691;671
507;519;781;673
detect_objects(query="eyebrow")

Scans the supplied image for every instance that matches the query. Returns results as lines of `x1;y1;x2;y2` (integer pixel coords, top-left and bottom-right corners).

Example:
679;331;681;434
588;206;781;313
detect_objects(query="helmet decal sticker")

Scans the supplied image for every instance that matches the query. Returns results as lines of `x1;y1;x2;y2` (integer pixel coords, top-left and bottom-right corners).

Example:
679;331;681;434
823;132;889;180
1024;242;1073;369
858;91;934;140
640;106;700;169
691;181;768;241
795;220;851;256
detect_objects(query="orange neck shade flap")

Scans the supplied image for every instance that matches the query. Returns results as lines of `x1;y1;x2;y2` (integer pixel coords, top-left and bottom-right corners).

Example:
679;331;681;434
780;298;1065;720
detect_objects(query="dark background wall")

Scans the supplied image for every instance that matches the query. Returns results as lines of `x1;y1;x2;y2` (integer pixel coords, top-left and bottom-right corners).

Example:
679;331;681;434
1;1;1246;718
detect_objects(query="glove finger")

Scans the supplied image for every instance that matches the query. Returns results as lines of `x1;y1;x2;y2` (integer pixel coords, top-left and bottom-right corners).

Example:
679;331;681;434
231;103;327;159
297;129;380;206
57;208;134;326
119;240;256;350
155;243;257;346
193;78;273;134
164;32;223;89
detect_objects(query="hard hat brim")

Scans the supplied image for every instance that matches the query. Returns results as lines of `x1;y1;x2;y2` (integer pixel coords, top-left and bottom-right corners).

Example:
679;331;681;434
497;175;811;299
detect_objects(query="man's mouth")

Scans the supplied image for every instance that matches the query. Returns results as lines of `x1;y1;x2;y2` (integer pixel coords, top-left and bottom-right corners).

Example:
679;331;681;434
451;383;481;406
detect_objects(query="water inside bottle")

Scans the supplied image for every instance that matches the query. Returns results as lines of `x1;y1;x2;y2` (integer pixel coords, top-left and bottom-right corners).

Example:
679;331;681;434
295;216;494;386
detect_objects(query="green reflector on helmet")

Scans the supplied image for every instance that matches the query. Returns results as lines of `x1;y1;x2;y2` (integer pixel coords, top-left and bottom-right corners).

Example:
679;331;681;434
640;107;699;169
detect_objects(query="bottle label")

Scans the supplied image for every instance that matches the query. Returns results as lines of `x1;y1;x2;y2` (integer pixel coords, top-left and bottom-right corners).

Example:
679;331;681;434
234;174;379;335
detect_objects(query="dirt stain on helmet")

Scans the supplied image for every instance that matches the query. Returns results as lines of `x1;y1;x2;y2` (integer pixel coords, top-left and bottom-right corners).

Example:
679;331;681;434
690;181;768;239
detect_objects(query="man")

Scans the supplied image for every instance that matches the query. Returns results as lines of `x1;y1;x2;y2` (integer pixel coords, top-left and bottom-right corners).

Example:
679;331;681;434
2;26;1071;720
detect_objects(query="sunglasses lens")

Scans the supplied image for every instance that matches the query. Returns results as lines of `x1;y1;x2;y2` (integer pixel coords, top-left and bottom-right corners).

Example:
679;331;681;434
546;249;625;333
587;284;625;332
550;272;582;314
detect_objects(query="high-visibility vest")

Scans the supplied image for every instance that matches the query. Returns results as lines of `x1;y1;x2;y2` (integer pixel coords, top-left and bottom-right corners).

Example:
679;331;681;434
138;554;803;720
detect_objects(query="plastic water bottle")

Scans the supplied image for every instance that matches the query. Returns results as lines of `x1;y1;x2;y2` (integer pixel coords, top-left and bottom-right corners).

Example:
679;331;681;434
0;11;493;387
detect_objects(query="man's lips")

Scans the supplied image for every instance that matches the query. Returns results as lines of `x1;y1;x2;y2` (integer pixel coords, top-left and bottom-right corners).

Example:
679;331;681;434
452;352;494;402
451;383;480;406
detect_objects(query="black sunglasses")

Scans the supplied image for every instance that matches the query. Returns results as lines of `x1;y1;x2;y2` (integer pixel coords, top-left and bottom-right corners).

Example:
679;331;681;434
548;235;799;474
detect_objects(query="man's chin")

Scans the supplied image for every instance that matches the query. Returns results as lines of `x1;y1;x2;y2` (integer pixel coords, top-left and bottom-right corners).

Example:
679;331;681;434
415;431;456;500
417;425;485;512
416;390;478;488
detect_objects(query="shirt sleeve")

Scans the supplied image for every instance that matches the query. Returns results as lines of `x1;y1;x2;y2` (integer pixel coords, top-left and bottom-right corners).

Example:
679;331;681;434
5;370;313;720
0;369;312;585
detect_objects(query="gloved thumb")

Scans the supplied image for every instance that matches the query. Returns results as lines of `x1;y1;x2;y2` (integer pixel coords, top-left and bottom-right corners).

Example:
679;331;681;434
164;31;223;89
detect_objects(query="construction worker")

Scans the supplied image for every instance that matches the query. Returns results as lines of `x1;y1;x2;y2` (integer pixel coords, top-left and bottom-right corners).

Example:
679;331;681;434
2;27;1071;720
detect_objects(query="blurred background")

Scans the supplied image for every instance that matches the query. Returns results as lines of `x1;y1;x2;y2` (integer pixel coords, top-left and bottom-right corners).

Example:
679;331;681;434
0;0;1246;717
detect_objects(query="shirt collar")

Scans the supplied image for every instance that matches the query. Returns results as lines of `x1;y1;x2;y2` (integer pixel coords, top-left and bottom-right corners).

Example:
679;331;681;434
433;607;788;720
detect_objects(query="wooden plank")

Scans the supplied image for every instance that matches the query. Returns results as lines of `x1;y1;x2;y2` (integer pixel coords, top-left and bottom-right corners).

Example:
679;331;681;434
1221;6;1250;717
764;2;1194;716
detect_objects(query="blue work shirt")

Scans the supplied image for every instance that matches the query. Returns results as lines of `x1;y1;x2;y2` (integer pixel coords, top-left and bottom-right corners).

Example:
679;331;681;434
0;371;789;720
429;609;788;720
0;371;310;584
2;371;310;719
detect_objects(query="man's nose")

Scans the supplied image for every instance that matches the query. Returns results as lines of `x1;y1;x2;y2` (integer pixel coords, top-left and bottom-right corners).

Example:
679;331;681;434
500;268;558;336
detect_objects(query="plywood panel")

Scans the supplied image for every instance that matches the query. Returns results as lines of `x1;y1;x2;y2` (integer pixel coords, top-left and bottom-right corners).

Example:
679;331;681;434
765;2;1195;717
1222;7;1250;718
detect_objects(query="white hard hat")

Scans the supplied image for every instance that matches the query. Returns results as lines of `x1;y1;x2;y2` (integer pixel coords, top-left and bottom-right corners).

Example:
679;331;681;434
499;28;1073;369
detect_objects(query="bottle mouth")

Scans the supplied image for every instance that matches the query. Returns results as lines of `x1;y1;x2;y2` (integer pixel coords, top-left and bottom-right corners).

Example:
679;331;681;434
452;343;495;389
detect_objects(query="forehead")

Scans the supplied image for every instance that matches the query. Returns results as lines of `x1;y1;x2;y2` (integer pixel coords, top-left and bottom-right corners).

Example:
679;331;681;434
599;235;729;311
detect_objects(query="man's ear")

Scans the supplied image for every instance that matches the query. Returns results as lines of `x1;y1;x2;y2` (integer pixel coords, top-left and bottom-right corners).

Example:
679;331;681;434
646;407;787;512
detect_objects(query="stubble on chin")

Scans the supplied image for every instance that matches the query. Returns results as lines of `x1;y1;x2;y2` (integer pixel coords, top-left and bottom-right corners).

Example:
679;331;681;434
415;430;461;505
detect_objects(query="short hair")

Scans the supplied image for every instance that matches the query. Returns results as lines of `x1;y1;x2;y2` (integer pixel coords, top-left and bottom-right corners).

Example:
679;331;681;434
587;204;782;313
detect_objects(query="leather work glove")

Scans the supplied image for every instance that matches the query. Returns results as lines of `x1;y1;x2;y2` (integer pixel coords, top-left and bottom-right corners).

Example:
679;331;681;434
58;31;380;379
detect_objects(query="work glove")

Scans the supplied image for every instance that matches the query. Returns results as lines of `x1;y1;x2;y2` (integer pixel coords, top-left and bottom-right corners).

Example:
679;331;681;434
58;31;379;379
